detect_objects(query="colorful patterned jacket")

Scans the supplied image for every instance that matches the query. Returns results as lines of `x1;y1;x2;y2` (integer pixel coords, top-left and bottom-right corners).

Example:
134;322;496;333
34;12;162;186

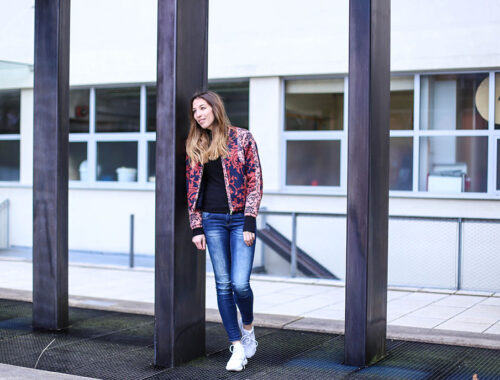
186;126;263;231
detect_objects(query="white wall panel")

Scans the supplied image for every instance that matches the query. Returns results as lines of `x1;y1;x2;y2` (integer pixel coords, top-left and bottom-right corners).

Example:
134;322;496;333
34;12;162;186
1;0;500;82
249;77;282;191
68;189;155;254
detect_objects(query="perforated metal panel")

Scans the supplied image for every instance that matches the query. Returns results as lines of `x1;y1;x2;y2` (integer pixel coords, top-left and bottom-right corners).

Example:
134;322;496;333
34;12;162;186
461;220;500;292
388;218;458;289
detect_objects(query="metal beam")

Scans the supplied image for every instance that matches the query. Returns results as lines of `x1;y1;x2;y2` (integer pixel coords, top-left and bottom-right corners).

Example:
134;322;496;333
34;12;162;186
345;0;391;366
32;0;70;330
154;0;208;367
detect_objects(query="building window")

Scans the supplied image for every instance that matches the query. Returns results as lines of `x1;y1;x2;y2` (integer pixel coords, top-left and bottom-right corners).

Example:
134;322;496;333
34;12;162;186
419;136;488;193
418;73;494;194
420;74;488;131
0;90;20;181
284;78;345;189
495;73;500;130
69;142;87;181
389;76;415;191
67;81;249;186
69;86;146;184
285;79;344;131
208;81;249;129
147;141;156;183
286;140;340;186
389;137;413;191
97;142;138;181
96;87;140;133
69;89;89;133
146;86;156;132
497;139;500;191
282;72;499;197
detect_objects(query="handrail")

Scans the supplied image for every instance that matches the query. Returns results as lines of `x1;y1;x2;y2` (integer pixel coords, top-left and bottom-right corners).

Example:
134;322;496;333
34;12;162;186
259;209;500;223
258;208;499;289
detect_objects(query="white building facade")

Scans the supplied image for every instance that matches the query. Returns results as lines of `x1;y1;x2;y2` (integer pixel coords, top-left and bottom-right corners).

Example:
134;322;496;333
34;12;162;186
1;0;499;291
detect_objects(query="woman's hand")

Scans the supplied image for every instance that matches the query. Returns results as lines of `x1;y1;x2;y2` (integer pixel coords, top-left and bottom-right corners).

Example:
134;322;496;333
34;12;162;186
243;231;255;247
192;234;206;250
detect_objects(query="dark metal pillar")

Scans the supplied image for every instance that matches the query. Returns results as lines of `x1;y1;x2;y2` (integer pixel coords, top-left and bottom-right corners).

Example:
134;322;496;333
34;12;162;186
154;0;208;367
32;0;70;330
345;0;390;366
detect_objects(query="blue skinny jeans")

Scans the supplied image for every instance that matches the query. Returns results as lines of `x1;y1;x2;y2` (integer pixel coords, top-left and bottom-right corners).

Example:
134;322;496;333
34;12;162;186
202;211;255;342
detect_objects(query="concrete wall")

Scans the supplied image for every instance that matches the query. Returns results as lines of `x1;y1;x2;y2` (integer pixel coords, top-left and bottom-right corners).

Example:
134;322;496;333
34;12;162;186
2;0;500;85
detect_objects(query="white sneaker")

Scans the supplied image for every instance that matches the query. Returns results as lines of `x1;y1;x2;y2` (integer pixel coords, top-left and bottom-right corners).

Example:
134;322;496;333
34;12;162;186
238;318;258;359
226;342;247;372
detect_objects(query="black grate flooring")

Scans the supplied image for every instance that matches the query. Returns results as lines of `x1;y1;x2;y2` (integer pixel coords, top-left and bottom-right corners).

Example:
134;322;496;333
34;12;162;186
1;299;499;379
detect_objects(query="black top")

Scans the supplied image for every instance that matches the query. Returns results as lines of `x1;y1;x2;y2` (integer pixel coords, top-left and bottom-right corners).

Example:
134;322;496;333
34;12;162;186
201;157;230;213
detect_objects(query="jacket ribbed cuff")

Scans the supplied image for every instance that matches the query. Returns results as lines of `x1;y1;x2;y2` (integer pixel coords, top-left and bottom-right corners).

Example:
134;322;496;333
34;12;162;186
243;216;256;233
192;227;204;237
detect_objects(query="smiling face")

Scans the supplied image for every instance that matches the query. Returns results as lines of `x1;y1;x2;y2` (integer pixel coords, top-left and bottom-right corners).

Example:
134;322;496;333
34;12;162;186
192;97;215;130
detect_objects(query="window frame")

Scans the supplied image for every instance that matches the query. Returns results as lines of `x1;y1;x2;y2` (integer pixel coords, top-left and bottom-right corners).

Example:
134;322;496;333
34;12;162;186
69;84;156;190
280;71;500;199
68;80;251;190
281;76;349;195
0;89;21;183
413;70;498;197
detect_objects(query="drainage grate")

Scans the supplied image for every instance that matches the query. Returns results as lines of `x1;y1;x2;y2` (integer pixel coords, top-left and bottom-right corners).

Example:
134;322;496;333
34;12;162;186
1;299;499;380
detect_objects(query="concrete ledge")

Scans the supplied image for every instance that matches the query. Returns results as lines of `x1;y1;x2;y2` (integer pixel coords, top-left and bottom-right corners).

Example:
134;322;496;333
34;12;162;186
0;363;93;380
2;288;499;350
283;316;500;350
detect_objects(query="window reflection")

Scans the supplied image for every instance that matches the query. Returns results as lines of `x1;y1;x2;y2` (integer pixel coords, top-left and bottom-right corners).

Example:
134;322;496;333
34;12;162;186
390;77;414;130
95;88;140;133
419;136;487;193
148;141;155;182
497;140;500;191
285;79;344;131
0;140;20;181
97;142;138;182
420;74;488;130
69;89;89;133
389;137;413;191
209;81;249;129
286;140;340;186
69;143;87;181
495;73;500;130
146;86;156;132
0;90;20;134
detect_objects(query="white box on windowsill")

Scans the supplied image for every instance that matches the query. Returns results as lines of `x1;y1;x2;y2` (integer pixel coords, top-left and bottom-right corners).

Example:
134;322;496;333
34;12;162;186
116;167;137;182
428;175;463;193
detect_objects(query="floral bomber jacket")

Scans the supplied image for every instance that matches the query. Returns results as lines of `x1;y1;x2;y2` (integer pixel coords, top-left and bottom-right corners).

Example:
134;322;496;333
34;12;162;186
186;126;263;231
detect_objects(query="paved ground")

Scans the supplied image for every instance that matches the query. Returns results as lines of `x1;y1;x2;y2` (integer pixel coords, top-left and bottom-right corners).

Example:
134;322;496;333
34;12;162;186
1;248;499;347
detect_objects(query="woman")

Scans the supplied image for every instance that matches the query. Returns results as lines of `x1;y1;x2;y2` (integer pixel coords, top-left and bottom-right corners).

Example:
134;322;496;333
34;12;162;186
186;91;263;372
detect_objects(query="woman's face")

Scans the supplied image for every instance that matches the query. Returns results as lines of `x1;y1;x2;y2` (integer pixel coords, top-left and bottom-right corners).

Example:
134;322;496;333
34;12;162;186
192;98;215;130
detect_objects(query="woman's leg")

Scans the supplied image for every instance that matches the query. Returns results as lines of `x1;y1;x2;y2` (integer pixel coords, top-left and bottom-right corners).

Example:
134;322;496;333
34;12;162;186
203;212;241;343
229;214;255;326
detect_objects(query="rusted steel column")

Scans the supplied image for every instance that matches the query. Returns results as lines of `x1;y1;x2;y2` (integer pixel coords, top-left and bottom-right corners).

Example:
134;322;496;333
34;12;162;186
155;0;208;367
345;0;391;366
32;0;70;330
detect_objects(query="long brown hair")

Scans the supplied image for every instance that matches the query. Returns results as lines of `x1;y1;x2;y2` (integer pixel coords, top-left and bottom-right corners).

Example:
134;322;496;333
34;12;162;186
186;91;230;165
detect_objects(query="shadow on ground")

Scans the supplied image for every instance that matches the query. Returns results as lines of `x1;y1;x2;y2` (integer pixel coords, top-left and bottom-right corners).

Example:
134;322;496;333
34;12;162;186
0;299;499;379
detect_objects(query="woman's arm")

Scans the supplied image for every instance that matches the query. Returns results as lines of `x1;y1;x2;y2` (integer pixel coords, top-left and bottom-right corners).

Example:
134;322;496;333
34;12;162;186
243;132;263;233
186;155;203;233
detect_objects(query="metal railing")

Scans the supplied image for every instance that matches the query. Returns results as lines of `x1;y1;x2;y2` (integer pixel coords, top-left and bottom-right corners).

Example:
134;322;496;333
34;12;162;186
258;209;500;292
0;199;10;249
